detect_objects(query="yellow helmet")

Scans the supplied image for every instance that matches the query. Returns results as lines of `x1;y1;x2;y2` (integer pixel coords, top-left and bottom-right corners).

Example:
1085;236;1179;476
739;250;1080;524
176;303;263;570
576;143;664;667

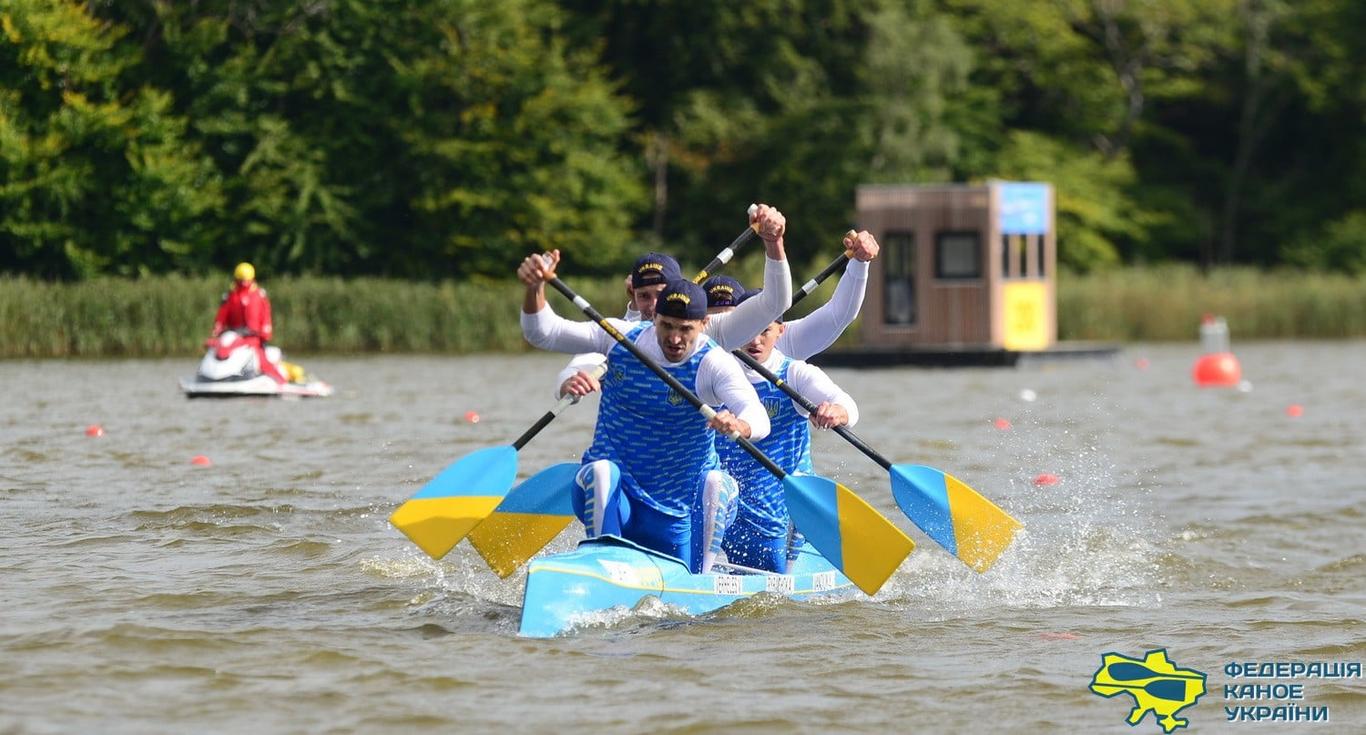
233;262;256;281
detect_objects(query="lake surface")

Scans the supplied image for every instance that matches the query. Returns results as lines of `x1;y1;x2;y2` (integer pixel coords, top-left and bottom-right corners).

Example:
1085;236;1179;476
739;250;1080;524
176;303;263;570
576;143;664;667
2;344;1362;733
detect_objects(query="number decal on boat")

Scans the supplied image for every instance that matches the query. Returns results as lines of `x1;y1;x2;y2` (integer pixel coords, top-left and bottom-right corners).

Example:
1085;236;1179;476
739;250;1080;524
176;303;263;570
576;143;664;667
713;575;743;595
765;575;795;594
812;571;837;592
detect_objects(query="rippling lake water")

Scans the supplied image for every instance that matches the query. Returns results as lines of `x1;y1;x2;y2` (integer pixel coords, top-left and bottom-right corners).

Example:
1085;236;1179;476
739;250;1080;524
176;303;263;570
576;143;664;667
2;343;1363;733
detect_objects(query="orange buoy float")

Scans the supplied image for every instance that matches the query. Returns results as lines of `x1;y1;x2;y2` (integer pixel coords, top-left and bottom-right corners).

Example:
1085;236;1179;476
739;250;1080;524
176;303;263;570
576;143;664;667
84;424;104;437
993;417;1012;431
1285;404;1304;418
1033;473;1060;487
190;455;213;467
1193;314;1242;387
464;410;481;424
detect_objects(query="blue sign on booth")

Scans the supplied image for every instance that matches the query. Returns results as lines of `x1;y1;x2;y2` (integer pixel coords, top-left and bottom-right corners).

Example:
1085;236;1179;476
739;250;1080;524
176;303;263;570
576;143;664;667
998;182;1050;235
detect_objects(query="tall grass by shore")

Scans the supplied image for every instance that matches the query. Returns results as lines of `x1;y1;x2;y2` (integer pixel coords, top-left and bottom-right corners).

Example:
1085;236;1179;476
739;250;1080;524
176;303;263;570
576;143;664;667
2;265;1364;358
1057;265;1366;341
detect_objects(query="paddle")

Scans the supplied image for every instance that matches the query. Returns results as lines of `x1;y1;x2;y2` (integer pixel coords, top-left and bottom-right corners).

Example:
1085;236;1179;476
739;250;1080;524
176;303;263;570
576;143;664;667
538;268;914;595
727;347;1021;572
388;363;607;560
691;204;760;282
1093;661;1205;702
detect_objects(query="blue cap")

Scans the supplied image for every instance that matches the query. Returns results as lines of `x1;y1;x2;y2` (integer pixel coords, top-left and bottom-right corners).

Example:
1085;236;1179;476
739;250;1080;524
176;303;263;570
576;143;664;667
656;279;707;320
702;276;745;308
631;252;682;288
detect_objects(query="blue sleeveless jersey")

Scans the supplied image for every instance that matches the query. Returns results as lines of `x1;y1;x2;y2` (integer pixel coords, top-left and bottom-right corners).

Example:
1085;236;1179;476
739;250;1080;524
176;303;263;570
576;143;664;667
583;324;720;517
717;357;812;536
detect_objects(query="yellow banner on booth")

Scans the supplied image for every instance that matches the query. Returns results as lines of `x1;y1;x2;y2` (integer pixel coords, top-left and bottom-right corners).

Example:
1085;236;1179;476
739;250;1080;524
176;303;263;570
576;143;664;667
1002;282;1049;351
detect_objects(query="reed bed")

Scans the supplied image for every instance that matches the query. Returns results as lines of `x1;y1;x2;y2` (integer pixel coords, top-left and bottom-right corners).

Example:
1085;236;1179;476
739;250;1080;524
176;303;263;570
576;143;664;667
2;265;1363;358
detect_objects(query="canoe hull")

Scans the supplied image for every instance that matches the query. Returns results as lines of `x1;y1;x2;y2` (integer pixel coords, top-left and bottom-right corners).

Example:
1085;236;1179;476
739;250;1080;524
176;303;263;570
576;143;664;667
518;536;853;638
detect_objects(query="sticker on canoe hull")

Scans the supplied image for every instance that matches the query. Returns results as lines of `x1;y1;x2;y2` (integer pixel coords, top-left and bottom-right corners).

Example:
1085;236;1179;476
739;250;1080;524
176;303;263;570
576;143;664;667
812;571;838;592
765;575;795;594
713;574;743;595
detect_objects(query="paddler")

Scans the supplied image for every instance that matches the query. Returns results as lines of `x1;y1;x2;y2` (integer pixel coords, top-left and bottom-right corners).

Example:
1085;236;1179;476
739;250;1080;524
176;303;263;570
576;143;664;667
718;292;860;572
517;206;791;573
704;229;880;360
555;204;795;400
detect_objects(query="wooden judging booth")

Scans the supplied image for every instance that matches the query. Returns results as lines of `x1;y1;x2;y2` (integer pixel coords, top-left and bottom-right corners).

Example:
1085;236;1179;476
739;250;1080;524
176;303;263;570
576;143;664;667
814;181;1105;367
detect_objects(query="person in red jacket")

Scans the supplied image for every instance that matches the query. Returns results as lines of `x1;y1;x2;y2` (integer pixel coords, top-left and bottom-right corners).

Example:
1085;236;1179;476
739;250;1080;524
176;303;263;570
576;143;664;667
211;262;286;383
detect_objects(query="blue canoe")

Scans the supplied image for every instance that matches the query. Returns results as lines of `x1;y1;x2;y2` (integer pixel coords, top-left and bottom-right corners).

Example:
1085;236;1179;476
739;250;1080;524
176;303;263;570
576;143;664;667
518;535;855;637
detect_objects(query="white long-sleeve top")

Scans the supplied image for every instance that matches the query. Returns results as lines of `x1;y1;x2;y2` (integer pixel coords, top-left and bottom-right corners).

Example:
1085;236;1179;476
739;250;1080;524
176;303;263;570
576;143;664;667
550;255;793;397
777;258;869;360
522;307;771;441
742;349;859;425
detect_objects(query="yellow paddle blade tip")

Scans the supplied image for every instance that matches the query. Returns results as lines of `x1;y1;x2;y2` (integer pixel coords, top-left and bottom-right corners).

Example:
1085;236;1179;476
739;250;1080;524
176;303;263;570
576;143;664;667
389;496;503;560
945;475;1024;573
468;513;575;578
835;483;916;596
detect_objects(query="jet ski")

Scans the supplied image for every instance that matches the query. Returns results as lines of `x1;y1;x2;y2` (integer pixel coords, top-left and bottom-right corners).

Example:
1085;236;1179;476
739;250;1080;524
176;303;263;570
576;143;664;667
179;331;334;398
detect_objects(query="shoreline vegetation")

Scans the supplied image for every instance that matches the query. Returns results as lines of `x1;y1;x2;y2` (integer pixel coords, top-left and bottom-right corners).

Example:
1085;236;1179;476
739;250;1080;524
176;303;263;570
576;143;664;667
3;265;1364;359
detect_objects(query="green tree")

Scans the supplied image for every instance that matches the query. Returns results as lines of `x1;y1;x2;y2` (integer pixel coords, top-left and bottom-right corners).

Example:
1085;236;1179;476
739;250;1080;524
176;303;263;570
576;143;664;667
0;0;222;278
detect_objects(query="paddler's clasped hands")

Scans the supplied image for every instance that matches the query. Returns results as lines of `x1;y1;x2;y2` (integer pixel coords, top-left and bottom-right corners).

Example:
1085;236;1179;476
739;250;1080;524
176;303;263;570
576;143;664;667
843;229;880;262
750;203;786;245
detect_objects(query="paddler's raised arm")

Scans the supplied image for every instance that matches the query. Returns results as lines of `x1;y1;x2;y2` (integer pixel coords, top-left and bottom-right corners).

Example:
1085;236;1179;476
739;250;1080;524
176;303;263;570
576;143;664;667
778;230;877;360
696;349;770;442
518;250;621;355
706;204;792;350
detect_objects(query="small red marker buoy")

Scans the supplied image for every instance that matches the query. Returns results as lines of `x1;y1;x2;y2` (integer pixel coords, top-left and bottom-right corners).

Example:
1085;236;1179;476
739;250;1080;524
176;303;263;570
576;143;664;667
190;455;212;467
1033;473;1060;487
1285;404;1304;418
993;417;1012;430
1135;358;1150;370
84;424;104;438
464;410;481;424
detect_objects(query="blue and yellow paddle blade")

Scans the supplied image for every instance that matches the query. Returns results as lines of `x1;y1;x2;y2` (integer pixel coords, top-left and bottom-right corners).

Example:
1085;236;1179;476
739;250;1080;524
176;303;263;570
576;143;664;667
783;474;915;596
890;464;1022;573
467;462;579;578
389;445;518;559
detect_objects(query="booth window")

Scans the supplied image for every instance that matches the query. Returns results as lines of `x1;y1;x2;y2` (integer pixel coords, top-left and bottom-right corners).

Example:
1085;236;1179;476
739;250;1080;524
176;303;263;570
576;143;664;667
935;231;981;280
882;230;916;325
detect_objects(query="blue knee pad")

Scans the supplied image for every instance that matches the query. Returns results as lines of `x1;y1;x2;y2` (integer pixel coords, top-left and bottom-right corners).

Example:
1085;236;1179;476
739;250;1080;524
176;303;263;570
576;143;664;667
573;461;628;537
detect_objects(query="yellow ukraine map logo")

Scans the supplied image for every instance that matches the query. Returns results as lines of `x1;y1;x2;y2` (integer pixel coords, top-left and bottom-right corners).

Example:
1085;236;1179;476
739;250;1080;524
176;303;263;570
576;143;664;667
1089;649;1207;733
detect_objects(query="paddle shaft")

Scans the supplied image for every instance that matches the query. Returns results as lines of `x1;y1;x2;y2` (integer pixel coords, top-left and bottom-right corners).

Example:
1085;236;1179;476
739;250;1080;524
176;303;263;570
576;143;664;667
692;204;760;283
544;278;789;480
789;253;850;310
511;363;607;450
729;348;892;472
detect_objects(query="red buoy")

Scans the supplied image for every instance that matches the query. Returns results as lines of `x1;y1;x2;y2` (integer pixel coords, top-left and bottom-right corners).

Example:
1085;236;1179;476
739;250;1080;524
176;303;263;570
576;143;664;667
993;417;1012;431
84;424;104;437
1033;473;1060;487
464;410;481;424
1285;404;1304;418
1192;352;1242;387
190;455;212;466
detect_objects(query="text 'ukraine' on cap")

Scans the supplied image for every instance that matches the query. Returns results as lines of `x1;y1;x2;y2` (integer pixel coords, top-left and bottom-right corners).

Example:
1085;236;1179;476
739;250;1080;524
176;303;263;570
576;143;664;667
655;279;708;320
631;252;682;288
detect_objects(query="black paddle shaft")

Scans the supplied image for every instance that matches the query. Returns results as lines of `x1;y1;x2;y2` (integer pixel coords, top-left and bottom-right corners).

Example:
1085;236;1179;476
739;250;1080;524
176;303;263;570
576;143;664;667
511;409;558;451
544;277;789;480
692;212;760;282
788;252;850;311
730;347;894;472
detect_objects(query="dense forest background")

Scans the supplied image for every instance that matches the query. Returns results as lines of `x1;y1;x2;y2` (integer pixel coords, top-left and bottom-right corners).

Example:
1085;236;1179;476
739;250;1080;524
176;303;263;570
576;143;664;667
3;0;1364;281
